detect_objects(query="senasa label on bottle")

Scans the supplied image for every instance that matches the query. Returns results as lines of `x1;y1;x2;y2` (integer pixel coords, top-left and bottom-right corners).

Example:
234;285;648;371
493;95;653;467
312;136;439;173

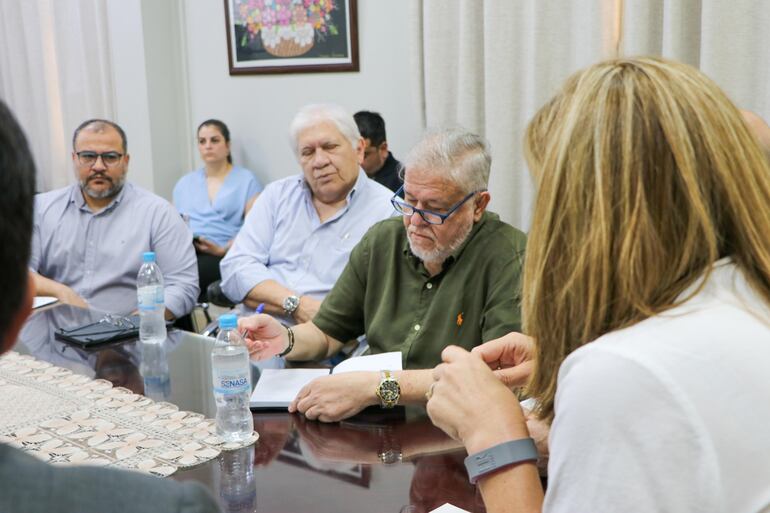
154;287;164;305
138;286;164;310
213;372;250;394
137;287;156;311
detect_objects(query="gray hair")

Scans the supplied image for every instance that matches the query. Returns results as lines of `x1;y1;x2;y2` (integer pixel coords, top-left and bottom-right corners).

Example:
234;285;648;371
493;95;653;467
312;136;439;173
288;104;361;156
401;129;491;193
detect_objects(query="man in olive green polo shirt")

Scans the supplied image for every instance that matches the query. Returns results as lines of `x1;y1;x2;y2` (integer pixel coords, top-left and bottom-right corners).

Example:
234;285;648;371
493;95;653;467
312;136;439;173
240;129;526;422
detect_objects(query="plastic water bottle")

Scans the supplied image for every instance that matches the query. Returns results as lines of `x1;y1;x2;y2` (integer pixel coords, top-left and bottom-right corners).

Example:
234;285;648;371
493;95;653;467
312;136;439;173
218;445;257;513
140;340;171;401
137;251;166;344
211;314;254;443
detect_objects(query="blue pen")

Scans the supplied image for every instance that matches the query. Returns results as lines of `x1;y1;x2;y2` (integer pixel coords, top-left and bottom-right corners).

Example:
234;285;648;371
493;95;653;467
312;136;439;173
241;303;265;340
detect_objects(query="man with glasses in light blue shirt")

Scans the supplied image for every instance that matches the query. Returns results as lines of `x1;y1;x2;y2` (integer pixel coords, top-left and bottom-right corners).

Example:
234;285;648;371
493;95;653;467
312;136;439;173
220;104;395;325
30;119;199;319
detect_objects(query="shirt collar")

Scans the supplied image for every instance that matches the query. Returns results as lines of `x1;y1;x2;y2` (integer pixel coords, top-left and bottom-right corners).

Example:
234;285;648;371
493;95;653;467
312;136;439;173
676;256;735;302
348;168;367;201
373;152;397;178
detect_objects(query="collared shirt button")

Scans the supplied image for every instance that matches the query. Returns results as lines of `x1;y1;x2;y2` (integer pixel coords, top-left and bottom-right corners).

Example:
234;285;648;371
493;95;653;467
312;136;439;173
414;324;421;331
426;282;433;289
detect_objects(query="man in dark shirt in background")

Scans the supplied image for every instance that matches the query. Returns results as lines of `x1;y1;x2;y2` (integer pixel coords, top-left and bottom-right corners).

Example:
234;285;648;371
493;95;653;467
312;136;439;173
354;110;403;193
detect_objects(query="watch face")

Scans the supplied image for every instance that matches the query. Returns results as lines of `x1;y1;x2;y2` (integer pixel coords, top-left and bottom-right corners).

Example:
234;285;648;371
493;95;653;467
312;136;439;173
379;380;400;402
283;295;300;313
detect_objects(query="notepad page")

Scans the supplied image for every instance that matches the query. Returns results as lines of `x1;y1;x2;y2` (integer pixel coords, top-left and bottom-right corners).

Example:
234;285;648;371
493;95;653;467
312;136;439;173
33;296;58;309
331;351;403;374
250;368;330;408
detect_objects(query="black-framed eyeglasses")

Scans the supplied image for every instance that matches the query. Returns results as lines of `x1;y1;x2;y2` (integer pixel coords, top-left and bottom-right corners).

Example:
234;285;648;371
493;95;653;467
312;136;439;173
76;151;124;168
58;314;137;334
390;185;485;225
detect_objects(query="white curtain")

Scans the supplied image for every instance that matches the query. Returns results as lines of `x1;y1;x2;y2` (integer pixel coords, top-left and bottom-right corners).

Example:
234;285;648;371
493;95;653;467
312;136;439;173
412;0;617;228
622;0;770;117
414;0;770;229
0;0;115;192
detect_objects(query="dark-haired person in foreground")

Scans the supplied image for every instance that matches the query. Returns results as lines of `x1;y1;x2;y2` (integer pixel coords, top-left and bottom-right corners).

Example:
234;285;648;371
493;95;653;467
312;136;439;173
0;102;220;512
29;119;198;318
427;57;770;512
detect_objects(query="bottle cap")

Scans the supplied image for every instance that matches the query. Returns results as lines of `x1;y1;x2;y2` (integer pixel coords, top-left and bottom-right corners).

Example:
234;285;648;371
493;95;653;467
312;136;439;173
142;251;156;263
218;314;238;330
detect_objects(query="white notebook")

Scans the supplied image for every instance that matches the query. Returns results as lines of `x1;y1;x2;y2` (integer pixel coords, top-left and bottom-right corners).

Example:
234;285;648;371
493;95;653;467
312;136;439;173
33;296;58;309
430;504;471;513
249;351;402;409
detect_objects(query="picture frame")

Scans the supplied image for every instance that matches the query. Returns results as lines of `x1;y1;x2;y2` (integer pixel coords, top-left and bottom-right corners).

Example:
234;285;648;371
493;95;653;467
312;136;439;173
224;0;359;75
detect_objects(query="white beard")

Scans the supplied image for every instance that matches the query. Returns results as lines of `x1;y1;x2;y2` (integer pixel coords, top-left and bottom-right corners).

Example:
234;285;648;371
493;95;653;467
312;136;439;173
407;218;474;266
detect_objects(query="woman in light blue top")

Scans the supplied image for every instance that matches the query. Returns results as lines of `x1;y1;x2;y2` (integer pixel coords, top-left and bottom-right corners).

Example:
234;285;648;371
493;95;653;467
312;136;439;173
173;119;262;299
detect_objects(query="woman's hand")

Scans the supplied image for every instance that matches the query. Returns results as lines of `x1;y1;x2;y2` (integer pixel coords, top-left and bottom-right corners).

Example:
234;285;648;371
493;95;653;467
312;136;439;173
471;332;536;388
193;236;227;257
427;346;530;454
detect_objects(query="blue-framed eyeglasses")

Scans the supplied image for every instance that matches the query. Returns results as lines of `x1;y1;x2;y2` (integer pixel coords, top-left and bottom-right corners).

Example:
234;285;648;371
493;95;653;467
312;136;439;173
390;185;485;225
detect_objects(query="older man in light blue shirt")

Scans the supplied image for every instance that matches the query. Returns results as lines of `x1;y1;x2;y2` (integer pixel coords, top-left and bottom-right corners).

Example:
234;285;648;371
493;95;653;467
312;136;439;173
220;104;394;325
30;119;198;318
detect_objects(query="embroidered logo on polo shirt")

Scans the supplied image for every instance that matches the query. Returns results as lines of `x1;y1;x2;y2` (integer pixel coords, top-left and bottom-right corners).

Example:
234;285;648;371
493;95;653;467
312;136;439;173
456;312;464;327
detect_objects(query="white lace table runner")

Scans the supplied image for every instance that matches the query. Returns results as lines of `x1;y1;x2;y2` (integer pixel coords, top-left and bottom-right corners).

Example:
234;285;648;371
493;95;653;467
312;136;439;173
0;351;258;476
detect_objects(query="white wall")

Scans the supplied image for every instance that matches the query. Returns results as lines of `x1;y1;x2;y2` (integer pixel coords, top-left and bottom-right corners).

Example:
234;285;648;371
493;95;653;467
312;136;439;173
141;0;194;201
103;0;193;200
104;1;155;194
181;0;423;189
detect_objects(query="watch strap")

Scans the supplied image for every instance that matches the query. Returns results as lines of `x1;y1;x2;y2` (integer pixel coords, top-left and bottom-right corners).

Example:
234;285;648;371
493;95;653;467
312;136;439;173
278;326;295;357
464;438;538;484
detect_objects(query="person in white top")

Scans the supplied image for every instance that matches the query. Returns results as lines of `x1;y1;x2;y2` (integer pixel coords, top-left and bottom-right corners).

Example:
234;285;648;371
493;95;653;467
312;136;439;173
425;56;770;513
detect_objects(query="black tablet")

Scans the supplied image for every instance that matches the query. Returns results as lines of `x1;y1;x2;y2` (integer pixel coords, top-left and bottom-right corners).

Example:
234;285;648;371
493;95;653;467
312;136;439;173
54;314;140;347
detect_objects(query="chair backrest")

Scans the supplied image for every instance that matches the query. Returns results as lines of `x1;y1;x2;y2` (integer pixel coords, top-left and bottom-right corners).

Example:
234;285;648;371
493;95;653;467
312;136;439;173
206;280;236;308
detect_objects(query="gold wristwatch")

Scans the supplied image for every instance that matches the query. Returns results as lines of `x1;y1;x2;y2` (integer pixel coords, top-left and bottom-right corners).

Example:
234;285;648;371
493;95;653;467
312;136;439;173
375;370;401;408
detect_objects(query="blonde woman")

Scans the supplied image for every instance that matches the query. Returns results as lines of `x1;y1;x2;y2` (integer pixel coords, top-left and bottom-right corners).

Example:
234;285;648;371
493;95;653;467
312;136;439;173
426;57;770;512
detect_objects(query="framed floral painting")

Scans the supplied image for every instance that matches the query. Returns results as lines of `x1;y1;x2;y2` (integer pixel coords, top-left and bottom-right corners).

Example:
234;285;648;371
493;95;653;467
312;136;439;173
224;0;359;75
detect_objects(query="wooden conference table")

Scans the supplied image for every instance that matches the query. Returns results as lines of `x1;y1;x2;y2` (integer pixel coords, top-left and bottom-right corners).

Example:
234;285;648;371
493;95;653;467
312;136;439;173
12;304;486;513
